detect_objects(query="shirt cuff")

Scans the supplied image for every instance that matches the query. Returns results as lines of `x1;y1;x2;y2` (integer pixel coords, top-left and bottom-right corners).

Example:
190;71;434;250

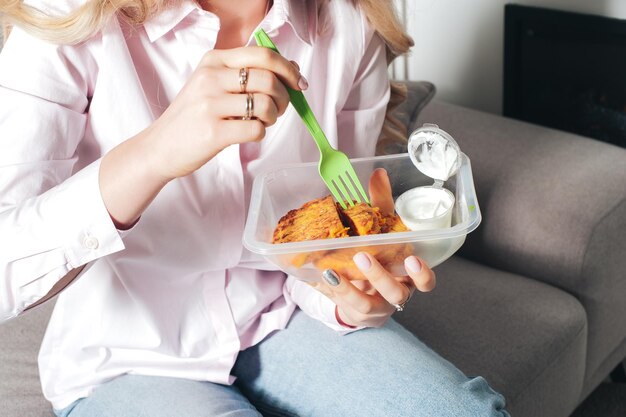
317;290;365;335
285;276;365;335
40;159;126;268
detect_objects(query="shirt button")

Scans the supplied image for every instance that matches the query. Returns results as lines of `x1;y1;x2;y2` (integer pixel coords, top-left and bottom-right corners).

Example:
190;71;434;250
83;236;99;250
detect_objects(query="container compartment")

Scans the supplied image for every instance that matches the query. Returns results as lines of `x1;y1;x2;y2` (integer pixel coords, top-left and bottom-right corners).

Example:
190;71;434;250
243;153;481;282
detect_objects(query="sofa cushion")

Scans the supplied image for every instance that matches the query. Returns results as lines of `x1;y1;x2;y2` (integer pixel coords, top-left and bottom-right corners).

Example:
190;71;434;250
395;256;587;417
394;80;436;130
416;100;626;394
377;80;436;155
0;301;55;417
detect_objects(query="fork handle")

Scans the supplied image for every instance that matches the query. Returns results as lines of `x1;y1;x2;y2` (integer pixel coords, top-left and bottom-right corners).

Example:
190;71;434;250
254;29;332;154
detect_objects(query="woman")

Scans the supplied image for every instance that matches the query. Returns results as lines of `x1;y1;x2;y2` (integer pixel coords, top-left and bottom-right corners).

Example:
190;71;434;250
0;0;509;415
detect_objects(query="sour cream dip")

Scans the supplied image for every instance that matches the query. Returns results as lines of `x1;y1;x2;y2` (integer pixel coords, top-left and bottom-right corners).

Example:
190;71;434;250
395;186;455;231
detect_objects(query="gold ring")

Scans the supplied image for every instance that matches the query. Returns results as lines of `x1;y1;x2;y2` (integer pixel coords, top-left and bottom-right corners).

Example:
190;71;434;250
239;67;249;93
243;93;254;120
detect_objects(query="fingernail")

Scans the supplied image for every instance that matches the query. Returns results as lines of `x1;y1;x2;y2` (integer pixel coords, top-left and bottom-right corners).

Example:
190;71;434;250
353;252;371;271
405;256;422;273
298;75;308;90
290;60;300;71
322;269;340;286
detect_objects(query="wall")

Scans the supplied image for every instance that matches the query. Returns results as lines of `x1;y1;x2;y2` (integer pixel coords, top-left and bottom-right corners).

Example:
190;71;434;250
397;0;626;114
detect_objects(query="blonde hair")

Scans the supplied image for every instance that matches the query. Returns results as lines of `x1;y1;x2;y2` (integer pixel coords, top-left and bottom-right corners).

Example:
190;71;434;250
1;0;413;151
0;1;172;44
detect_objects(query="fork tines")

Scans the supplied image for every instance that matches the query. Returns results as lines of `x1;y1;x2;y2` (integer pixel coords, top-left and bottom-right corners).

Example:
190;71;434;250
328;170;370;209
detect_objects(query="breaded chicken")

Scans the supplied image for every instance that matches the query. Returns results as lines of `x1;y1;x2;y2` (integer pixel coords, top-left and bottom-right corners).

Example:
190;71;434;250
338;202;383;236
272;190;412;280
380;213;409;233
272;195;349;244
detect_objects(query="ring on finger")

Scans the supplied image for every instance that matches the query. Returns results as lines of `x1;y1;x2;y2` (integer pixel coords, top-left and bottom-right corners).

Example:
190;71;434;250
393;282;413;312
243;93;254;120
239;67;249;93
393;301;407;312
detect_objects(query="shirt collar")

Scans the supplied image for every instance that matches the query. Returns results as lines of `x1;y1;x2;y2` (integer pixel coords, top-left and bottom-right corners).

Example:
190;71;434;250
143;1;198;43
263;0;312;46
143;0;312;45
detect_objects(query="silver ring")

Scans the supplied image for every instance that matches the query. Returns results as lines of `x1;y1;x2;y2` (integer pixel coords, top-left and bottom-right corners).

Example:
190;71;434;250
393;283;413;312
243;93;254;120
393;302;407;312
239;67;249;93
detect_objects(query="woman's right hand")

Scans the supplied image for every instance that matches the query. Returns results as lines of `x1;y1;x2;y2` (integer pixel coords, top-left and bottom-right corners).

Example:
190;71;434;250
144;46;306;181
99;46;305;229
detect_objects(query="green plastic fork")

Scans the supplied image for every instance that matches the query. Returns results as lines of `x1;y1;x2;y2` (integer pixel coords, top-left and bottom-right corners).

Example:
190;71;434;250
253;28;370;209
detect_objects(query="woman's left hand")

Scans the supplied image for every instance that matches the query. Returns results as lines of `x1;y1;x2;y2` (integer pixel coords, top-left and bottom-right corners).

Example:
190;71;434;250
310;253;436;328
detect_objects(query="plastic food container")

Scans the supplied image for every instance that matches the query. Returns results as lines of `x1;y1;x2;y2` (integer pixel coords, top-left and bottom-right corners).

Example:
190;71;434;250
242;150;481;282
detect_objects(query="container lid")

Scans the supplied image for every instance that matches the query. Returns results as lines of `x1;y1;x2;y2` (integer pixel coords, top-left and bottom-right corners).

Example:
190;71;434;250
407;123;462;184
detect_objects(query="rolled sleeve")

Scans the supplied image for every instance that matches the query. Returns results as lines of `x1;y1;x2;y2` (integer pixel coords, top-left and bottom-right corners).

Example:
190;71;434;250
1;160;126;320
0;27;124;319
40;159;125;268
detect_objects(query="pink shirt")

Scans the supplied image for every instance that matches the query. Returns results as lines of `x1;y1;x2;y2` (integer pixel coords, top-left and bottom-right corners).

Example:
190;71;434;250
0;0;389;409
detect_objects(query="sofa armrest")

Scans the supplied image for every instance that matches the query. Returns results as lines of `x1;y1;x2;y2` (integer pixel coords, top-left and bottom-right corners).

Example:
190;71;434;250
415;101;626;295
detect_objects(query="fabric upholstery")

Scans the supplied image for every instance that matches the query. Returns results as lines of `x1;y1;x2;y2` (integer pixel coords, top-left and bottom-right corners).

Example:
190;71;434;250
376;80;435;155
396;256;587;417
394;80;436;130
417;100;626;386
0;301;55;417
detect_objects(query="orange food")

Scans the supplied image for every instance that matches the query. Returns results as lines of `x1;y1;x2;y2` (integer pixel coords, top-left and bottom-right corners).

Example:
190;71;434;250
381;212;409;233
313;243;413;281
338;203;383;236
272;195;349;244
272;192;412;279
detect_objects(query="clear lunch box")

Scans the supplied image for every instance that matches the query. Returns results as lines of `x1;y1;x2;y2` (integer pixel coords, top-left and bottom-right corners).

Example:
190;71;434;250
242;127;481;282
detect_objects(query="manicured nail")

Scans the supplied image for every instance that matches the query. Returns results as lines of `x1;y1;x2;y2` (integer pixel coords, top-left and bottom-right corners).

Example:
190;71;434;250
298;75;308;90
322;269;340;286
290;60;300;71
353;252;371;271
405;256;422;273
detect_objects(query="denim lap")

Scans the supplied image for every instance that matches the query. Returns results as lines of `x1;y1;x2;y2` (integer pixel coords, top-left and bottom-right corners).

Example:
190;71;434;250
56;310;509;417
233;310;509;417
54;375;261;417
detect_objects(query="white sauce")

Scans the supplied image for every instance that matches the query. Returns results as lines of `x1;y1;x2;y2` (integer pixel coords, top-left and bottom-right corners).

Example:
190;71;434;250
395;186;455;231
408;130;461;182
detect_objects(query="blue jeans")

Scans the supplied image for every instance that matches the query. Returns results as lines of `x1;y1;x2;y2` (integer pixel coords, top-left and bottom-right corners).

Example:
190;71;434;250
55;310;509;417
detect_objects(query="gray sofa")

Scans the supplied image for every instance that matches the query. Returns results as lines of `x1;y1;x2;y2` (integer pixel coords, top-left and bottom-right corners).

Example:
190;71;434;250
1;82;625;417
